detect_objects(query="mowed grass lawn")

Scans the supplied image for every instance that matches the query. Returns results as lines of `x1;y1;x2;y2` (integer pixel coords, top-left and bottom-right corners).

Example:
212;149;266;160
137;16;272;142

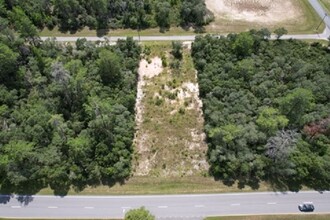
320;0;330;14
205;214;330;220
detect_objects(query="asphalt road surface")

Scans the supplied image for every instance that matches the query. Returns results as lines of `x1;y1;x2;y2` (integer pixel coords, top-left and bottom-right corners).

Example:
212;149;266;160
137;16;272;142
1;191;330;219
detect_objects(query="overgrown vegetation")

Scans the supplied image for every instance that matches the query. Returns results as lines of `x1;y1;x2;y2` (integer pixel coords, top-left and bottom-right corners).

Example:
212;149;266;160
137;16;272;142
0;0;213;34
192;30;330;191
134;42;208;177
0;15;141;195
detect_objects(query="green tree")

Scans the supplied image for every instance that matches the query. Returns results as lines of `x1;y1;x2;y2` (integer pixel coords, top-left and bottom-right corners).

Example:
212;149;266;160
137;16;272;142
10;7;38;44
0;42;19;86
265;130;300;190
278;88;315;126
97;50;122;86
274;27;288;40
256;107;289;135
125;207;155;220
171;41;183;60
155;2;171;32
232;32;254;57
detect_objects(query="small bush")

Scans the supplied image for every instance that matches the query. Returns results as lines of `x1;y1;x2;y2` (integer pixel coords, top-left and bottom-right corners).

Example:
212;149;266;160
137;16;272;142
125;207;155;220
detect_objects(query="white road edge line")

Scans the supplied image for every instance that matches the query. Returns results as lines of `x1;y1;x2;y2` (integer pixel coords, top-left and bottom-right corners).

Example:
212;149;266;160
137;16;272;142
194;205;205;208
11;206;21;209
48;206;58;209
158;206;168;208
84;206;94;209
231;203;241;206
267;202;277;205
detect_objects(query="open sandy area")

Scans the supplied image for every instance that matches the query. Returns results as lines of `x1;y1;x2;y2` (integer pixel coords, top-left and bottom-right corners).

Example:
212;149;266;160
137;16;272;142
206;0;303;24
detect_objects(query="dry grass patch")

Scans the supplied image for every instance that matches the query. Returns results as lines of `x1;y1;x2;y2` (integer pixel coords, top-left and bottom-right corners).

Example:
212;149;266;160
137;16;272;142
205;0;325;34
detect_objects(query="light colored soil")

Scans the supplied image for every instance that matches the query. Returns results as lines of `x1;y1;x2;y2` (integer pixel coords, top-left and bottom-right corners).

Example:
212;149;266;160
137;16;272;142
206;0;303;24
135;57;163;126
134;57;163;175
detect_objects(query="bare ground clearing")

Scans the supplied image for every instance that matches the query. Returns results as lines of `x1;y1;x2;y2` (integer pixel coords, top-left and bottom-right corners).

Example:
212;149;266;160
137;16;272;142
205;0;322;33
133;44;208;177
206;0;302;23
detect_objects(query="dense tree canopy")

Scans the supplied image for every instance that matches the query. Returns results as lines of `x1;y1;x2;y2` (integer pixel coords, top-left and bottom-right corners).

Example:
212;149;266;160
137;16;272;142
192;31;330;191
0;18;141;194
0;0;213;33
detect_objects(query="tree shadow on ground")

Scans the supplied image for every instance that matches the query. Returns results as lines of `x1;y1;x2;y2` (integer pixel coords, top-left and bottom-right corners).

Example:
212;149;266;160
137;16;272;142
0;195;12;204
96;28;110;37
16;195;34;206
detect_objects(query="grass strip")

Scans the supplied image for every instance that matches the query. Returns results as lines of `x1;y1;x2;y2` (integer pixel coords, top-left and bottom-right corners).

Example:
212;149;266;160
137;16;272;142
320;0;330;14
205;214;330;220
0;219;120;220
38;176;273;195
39;26;195;37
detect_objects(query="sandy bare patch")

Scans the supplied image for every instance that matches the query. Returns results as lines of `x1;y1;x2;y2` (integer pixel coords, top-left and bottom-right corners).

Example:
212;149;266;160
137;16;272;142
139;57;163;79
135;57;163;125
182;41;193;50
134;57;163;176
206;0;302;23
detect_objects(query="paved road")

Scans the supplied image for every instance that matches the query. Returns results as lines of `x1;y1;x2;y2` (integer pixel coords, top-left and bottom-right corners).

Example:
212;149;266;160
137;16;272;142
1;192;330;219
40;30;329;43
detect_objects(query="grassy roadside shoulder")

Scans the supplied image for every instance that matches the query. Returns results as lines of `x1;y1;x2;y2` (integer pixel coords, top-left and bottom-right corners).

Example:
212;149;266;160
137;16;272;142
0;219;120;220
320;0;330;14
205;214;330;220
39;26;195;37
37;176;273;195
